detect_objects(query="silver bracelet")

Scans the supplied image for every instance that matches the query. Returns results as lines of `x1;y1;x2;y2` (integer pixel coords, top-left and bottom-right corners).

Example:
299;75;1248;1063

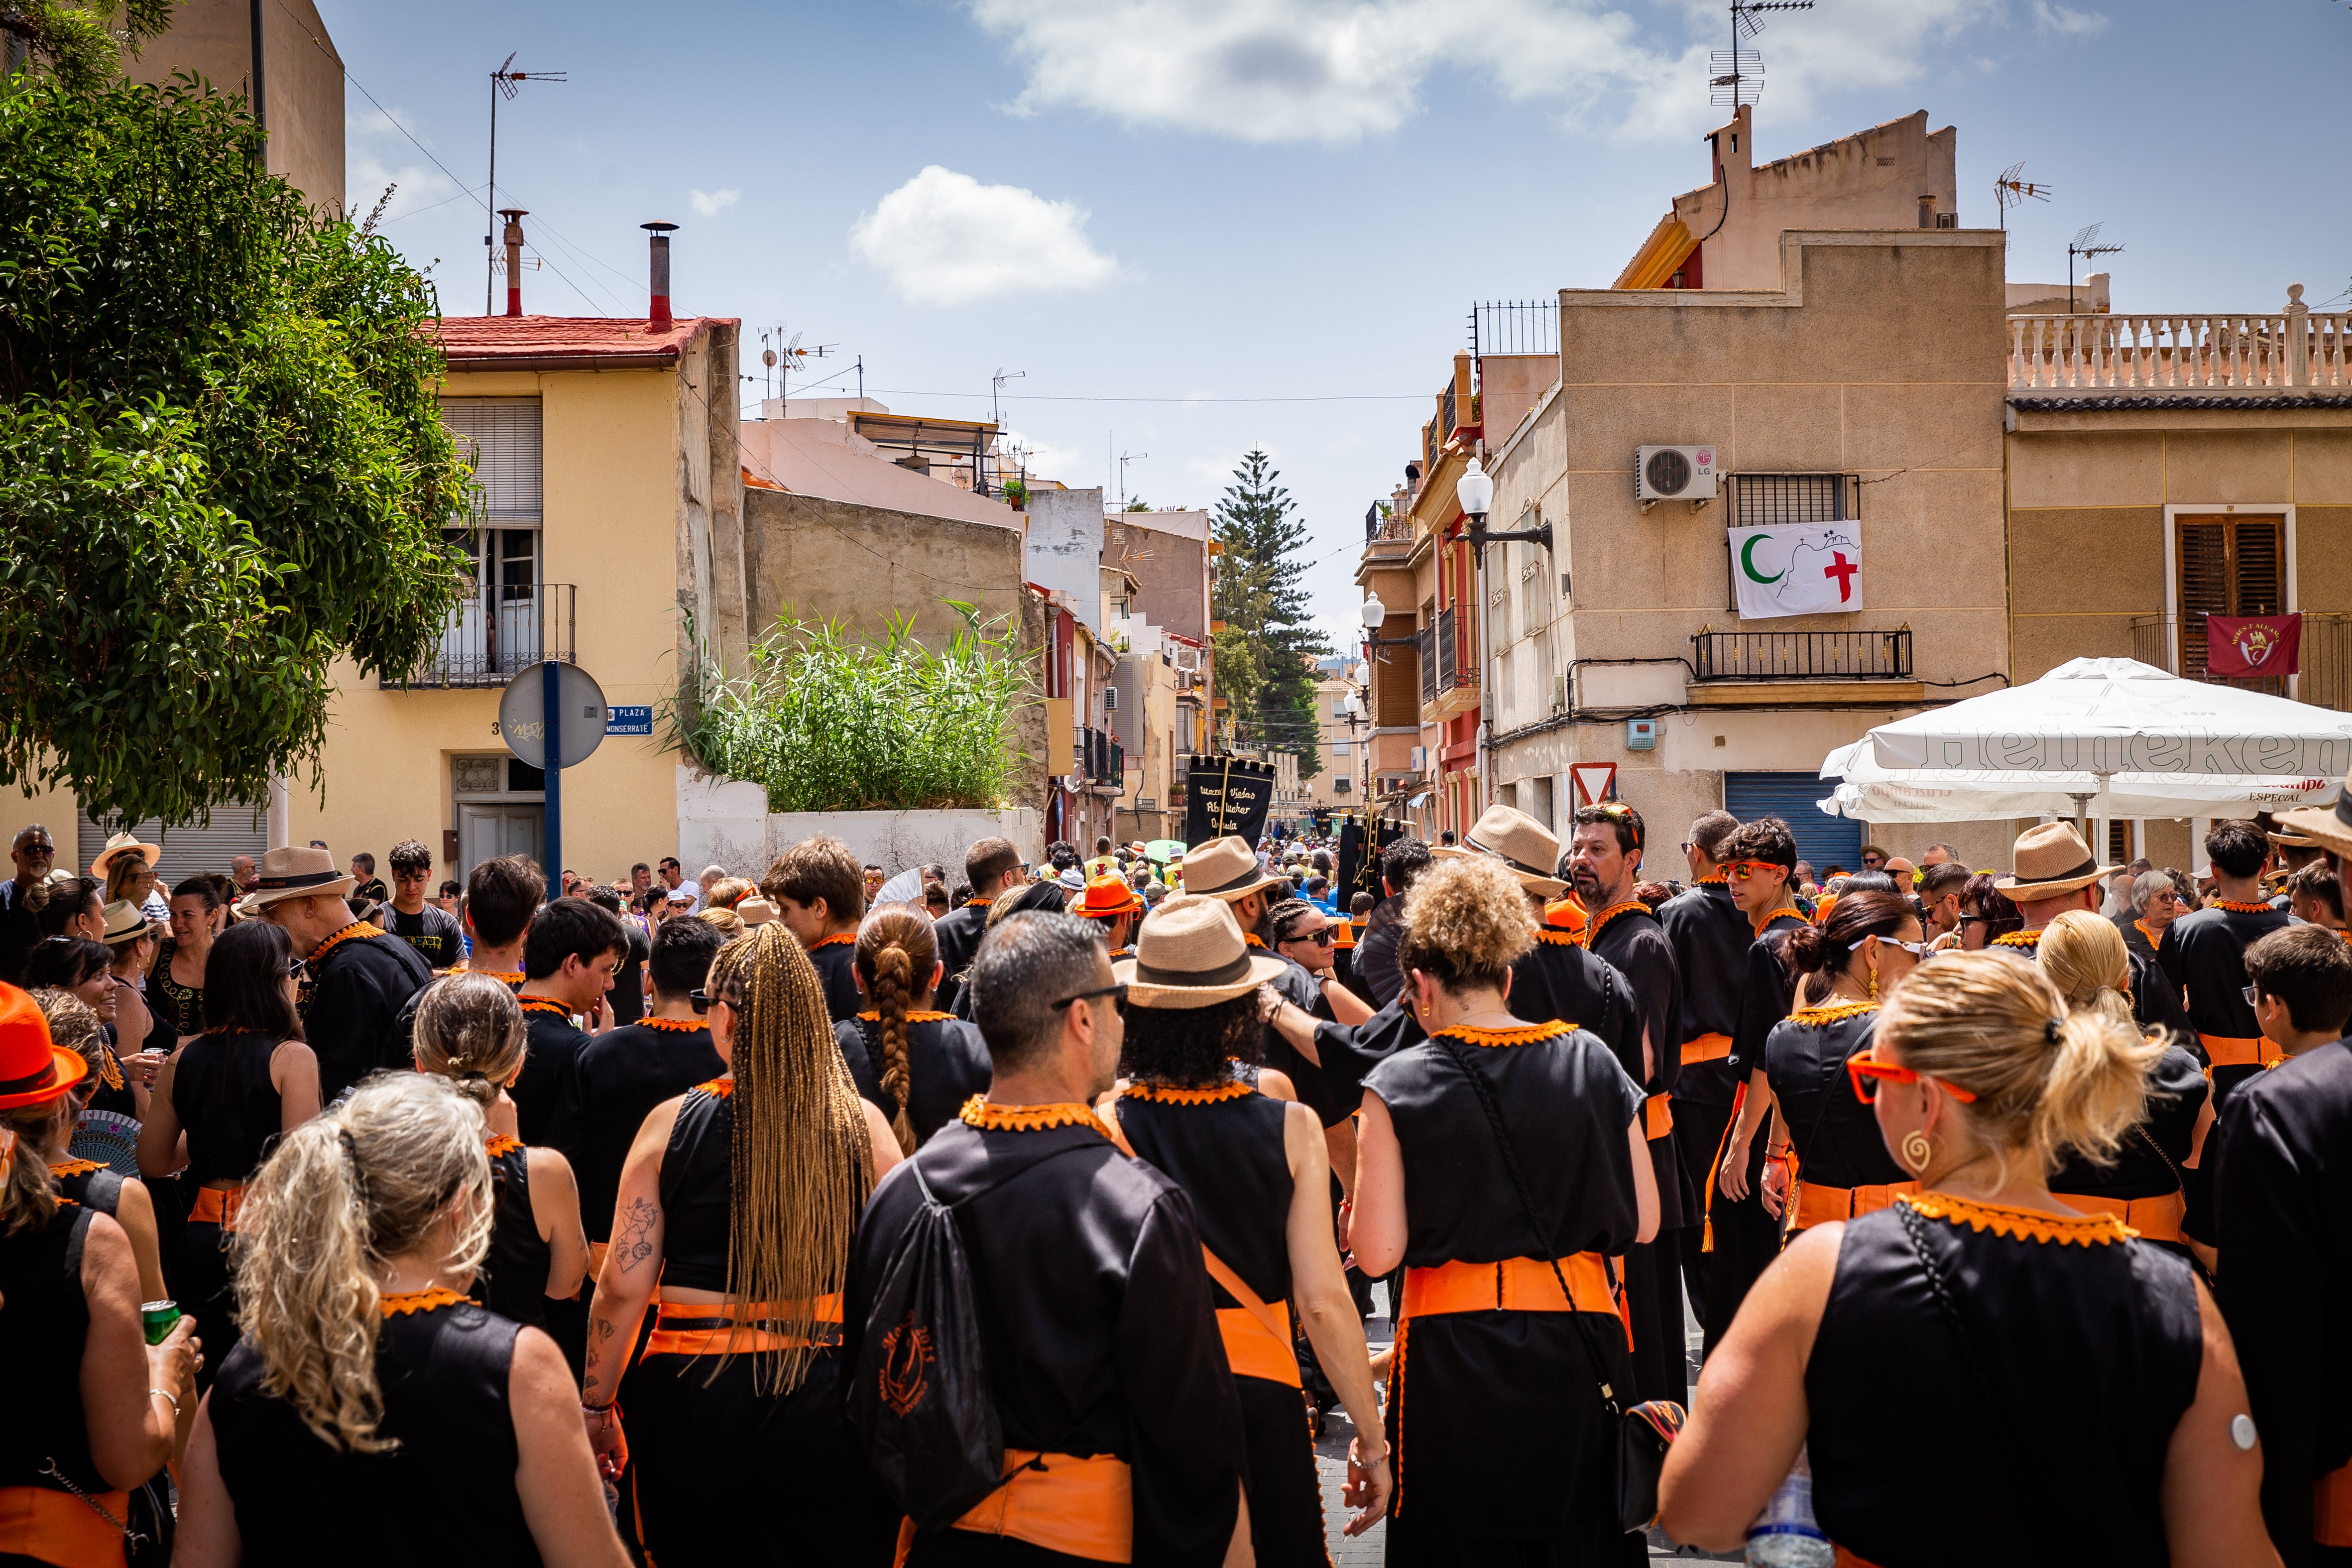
148;1387;180;1419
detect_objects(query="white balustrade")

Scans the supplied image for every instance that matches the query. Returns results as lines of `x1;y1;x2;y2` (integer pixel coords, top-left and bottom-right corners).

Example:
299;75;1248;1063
2008;286;2352;392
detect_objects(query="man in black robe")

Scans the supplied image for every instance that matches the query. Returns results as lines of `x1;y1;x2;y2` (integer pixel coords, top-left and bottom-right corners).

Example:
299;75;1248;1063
933;837;1028;1016
248;846;431;1105
1658;809;1749;1332
2162;817;2292;1111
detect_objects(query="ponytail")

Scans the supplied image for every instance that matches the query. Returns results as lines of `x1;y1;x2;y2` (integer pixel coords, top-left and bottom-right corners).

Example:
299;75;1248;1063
2035;1005;2160;1170
410;972;528;1111
1783;889;1913;978
0;1100;67;1238
2033;909;2137;1031
855;905;938;1156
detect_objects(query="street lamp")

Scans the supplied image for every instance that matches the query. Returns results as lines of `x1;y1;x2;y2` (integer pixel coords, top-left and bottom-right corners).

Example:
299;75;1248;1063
1455;458;1494;525
1360;594;1417;663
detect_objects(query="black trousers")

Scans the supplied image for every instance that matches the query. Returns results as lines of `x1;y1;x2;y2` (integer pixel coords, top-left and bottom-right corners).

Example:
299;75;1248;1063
1702;1135;1781;1356
1669;1099;1735;1331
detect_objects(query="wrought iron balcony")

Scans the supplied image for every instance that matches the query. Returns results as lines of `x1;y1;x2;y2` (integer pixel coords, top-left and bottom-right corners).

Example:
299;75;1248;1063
1422;607;1480;719
381;584;576;690
1690;628;1913;683
2130;612;2351;711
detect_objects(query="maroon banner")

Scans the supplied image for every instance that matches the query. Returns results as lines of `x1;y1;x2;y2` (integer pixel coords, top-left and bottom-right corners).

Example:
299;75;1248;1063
2205;613;2302;677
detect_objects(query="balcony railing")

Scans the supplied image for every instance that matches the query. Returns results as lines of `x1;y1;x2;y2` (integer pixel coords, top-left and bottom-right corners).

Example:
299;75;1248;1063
1690;628;1914;682
382;583;576;690
1435;607;1457;690
2129;612;2352;712
1420;626;1438;705
1076;726;1124;787
2009;298;2352;393
1364;503;1413;544
1422;607;1479;718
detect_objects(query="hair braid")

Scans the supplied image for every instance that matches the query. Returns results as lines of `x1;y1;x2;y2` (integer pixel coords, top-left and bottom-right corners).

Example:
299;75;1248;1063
855;905;937;1156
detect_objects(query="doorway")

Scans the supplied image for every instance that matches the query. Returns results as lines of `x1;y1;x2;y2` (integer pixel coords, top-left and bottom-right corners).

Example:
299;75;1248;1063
452;754;546;880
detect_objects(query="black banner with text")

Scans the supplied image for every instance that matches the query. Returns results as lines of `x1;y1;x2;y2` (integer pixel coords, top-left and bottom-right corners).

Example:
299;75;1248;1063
1181;755;1277;847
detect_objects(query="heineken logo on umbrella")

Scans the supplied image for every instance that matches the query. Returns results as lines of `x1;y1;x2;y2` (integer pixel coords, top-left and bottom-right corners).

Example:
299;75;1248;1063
1730;523;1864;620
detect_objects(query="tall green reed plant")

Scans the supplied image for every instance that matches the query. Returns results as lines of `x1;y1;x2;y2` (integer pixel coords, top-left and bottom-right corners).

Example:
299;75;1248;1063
672;601;1035;813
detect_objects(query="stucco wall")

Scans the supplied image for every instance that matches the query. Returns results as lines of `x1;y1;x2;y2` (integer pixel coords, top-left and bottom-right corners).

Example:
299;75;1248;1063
127;0;345;213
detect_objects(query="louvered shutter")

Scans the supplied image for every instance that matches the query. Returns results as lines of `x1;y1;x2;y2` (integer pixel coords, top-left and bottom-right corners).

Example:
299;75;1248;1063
76;805;267;886
2177;520;2230;677
1722;772;1863;875
438;398;543;525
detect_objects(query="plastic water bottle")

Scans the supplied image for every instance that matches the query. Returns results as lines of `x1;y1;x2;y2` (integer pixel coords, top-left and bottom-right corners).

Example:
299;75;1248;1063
1746;1446;1834;1567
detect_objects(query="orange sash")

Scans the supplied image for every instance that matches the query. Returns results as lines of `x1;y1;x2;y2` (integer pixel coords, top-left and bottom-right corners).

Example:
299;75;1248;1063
1217;1302;1299;1386
641;1296;841;1357
949;1450;1133;1563
190;1183;246;1230
1680;1032;1734;1066
1644;1093;1674;1140
2052;1191;2186;1243
0;1484;130;1568
2200;1033;2283;1070
2316;1456;2352;1548
1792;1180;1917;1230
1400;1253;1619;1320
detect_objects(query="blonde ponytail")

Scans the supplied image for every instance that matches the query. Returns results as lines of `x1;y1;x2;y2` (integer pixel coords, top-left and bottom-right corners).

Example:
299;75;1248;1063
411;972;529;1110
2034;910;2138;1032
232;1074;495;1451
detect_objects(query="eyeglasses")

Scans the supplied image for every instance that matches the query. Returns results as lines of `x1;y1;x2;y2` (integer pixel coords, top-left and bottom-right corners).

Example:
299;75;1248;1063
1956;913;1994;928
1051;982;1128;1011
1847;1045;1978;1105
688;989;734;1015
17;842;54;856
1726;860;1784;881
2243;984;2266;1009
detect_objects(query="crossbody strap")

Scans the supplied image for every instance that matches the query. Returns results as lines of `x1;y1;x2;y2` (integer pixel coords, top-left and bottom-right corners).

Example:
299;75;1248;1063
1098;1102;1290;1347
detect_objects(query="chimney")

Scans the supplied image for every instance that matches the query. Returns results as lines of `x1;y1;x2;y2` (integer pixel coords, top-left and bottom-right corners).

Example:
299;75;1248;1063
1917;194;1937;228
498;208;528;317
642;221;678;333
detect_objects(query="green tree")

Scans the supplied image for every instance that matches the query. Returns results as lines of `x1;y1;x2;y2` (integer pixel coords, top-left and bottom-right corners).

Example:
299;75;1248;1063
2;0;171;92
0;72;469;826
1210;449;1329;777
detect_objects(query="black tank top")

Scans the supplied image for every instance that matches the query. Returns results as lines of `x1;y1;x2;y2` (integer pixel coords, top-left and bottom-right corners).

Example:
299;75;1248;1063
49;1158;124;1217
172;1030;285;1185
0;1205;104;1496
149;939;204;1037
2048;1042;2207;1202
832;1012;994;1147
658;1082;736;1292
470;1137;550;1329
1116;1084;1294;1306
1765;1006;1911;1192
1362;1021;1645;1267
1807;1195;2202;1567
211;1295;539;1566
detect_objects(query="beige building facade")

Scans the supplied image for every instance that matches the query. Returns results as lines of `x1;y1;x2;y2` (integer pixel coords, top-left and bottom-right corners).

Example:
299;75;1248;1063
127;0;345;213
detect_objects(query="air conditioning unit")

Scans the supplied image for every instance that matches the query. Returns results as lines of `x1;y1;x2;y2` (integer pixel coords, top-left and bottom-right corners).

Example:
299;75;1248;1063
1635;445;1718;503
1173;645;1200;672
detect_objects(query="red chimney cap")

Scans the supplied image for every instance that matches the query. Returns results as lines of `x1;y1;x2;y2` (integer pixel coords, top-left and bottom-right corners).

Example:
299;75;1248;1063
641;221;678;234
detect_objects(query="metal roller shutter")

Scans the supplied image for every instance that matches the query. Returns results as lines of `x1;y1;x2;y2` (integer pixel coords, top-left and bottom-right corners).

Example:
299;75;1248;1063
438;397;543;523
1721;771;1863;877
76;805;267;886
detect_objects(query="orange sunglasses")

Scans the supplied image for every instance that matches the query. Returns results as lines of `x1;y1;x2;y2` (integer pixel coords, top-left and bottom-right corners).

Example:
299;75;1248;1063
1726;860;1786;881
1847;1045;1977;1105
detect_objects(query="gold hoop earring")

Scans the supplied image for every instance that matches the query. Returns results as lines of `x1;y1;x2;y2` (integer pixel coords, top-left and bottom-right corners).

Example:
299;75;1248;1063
1900;1130;1932;1174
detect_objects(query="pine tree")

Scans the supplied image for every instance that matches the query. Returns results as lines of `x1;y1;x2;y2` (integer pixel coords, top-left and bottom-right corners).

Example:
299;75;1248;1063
1211;450;1330;777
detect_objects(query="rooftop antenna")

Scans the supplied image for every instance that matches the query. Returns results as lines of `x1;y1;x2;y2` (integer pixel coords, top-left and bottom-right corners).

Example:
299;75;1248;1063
485;54;565;315
1712;0;1810;108
1993;161;2053;235
991;367;1025;428
1118;450;1148;506
2068;222;2123;313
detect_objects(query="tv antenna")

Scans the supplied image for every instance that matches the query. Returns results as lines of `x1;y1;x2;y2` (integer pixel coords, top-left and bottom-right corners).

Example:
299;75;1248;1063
991;368;1025;428
2068;222;2122;314
1993;162;2053;234
485;54;565;315
1711;0;1810;108
1118;450;1148;506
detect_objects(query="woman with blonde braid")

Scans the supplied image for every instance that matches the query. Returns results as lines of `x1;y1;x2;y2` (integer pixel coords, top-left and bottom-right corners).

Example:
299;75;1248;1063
581;924;901;1564
412;973;590;1330
1662;952;2275;1567
2037;910;2210;1252
833;905;990;1151
175;1073;627;1567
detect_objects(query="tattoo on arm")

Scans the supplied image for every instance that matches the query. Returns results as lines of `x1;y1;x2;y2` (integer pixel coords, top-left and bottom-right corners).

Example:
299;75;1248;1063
616;1198;658;1273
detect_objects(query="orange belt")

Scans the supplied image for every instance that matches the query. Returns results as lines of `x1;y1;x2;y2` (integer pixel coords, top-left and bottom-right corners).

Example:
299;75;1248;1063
1401;1253;1618;1321
0;1484;131;1568
1644;1093;1673;1140
947;1450;1133;1564
2053;1191;2186;1243
190;1183;247;1230
2201;1033;2283;1070
1218;1300;1299;1387
2317;1456;2352;1548
1681;1032;1734;1066
587;1239;607;1275
641;1296;841;1357
1792;1180;1917;1230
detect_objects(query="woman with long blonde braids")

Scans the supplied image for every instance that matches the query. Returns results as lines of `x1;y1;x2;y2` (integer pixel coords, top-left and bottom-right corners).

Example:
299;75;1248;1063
833;904;990;1152
581;922;902;1563
175;1072;627;1567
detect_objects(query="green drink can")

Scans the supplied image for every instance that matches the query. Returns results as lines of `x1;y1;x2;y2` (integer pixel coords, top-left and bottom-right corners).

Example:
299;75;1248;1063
141;1301;181;1346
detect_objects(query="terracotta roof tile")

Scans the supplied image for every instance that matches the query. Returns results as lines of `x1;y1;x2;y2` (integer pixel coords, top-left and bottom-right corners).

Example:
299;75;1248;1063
435;314;736;370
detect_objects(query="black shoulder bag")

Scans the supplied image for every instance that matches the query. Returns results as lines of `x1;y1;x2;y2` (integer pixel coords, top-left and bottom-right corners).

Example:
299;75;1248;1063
1431;1037;1685;1534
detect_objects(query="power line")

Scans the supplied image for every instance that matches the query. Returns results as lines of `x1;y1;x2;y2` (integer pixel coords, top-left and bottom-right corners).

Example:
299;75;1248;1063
863;387;1428;406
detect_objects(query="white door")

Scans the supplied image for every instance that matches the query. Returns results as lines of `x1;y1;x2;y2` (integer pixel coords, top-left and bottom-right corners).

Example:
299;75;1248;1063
458;804;543;880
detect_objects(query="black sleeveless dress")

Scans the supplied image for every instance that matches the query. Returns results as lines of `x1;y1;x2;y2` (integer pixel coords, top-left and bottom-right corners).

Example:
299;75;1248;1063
171;1029;284;1383
832;1010;994;1147
625;1082;892;1563
470;1135;552;1330
0;1205;123;1553
1118;1083;1325;1567
1363;1020;1645;1560
148;940;204;1038
210;1292;543;1566
1766;1005;1914;1230
1807;1193;2203;1567
2047;1042;2207;1252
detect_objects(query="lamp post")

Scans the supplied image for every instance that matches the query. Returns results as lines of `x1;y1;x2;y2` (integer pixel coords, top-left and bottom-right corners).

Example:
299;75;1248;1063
1455;455;1550;815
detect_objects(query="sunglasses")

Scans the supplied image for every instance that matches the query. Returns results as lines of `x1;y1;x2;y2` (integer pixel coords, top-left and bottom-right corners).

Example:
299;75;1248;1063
1880;938;1934;958
1847;1045;1978;1105
1286;926;1337;946
1726;860;1785;881
688;989;734;1015
1051;981;1129;1011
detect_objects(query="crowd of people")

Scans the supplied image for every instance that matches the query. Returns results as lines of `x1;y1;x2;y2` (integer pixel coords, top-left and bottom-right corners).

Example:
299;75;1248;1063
3;772;2352;1566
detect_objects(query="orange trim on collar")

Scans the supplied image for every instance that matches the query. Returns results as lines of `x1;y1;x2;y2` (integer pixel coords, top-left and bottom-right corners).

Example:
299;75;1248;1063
2134;920;2158;950
965;898;993;908
1584;900;1652;951
96;1047;123;1091
1992;930;2042;950
695;1077;734;1099
958;1096;1114;1137
379;1288;470;1317
1901;1190;2131;1246
517;997;575;1019
1754;907;1808;940
856;1010;956;1023
638;1017;707;1034
1122;1080;1255;1105
808;933;856;950
1787;1002;1880;1026
466;968;526;985
1244;933;1269;949
47;1158;105;1178
1532;928;1585;949
1431;1019;1573;1048
2216;899;2277;914
1697;872;1730;886
484;1135;523;1158
309;921;388;967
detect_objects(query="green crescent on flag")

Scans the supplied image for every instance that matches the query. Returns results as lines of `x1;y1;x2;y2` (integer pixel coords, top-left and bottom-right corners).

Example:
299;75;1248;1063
1729;523;1864;620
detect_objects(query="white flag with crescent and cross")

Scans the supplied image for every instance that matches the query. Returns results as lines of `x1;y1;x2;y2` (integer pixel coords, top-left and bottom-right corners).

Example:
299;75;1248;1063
1729;523;1864;619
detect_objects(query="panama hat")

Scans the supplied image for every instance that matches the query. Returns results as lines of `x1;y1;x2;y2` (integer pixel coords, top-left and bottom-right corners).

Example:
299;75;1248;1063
1114;895;1288;1009
2277;769;2352;858
90;832;160;878
1435;805;1569;898
0;983;87;1110
1994;823;2117;901
1073;873;1144;920
736;897;779;927
234;845;359;918
1178;836;1284;903
98;900;158;947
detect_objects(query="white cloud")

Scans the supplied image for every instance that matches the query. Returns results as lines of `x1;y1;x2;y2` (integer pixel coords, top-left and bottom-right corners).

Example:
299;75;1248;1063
968;0;2002;146
1000;428;1090;486
849;166;1122;307
345;105;462;223
2030;0;2107;35
690;187;741;217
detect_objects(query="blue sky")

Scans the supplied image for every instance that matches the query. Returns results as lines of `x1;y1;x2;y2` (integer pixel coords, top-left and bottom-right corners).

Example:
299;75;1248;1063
316;0;2352;650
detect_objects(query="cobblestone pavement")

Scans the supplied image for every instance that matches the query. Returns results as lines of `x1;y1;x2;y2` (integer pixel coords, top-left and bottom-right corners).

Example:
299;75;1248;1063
1318;1284;1743;1563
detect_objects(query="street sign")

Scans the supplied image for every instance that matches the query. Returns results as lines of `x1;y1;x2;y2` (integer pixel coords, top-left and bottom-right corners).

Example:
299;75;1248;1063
606;704;654;737
1570;762;1618;806
498;664;609;769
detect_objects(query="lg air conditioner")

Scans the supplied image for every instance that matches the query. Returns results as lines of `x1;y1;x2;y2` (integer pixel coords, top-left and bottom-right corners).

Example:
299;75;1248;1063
1635;445;1718;505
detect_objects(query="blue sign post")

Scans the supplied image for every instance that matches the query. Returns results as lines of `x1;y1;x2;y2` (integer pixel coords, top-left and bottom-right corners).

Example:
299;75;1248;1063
499;664;609;887
542;660;563;885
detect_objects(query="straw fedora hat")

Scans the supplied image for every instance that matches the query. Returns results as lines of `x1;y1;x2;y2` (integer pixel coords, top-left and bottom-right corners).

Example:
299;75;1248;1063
1179;836;1283;903
0;982;87;1111
1435;805;1568;898
90;831;160;878
736;897;779;927
234;845;358;918
1994;822;2118;901
2277;772;2352;857
98;900;157;947
1073;873;1143;920
1113;895;1288;1009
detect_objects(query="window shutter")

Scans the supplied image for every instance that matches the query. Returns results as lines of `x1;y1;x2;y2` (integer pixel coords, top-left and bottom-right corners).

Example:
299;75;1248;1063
2233;519;2282;616
439;398;544;525
2176;519;2231;676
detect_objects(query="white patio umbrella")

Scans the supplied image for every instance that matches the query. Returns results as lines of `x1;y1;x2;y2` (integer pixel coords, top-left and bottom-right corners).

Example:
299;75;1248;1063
1814;739;2339;824
1865;658;2352;779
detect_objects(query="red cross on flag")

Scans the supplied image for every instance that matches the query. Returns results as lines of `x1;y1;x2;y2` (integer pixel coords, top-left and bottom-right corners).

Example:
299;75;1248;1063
1730;523;1864;619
